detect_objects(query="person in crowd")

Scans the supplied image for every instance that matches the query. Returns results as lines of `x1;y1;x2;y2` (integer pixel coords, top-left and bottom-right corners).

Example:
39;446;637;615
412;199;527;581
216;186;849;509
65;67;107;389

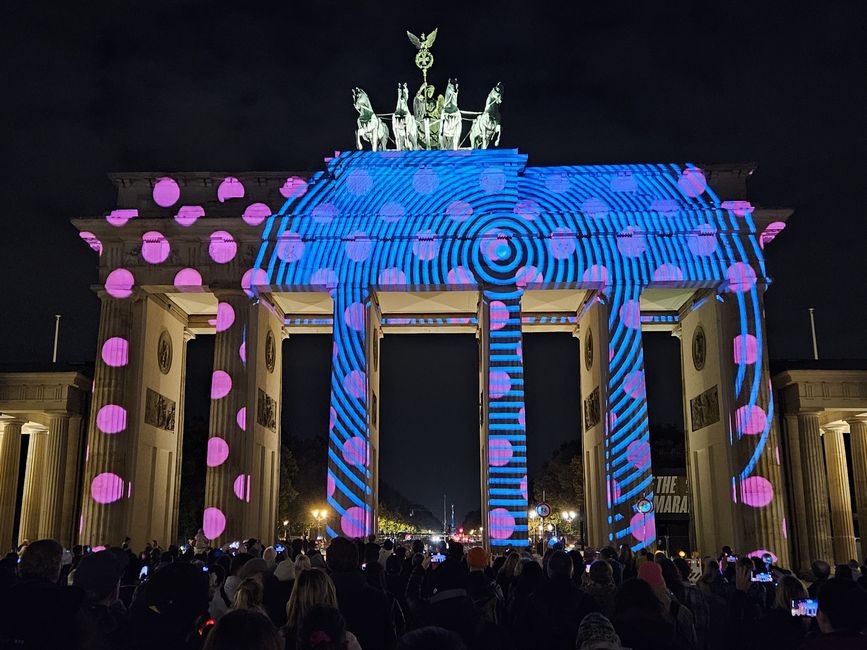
583;559;618;619
296;605;361;650
326;536;397;650
464;547;503;625
386;554;409;613
379;539;395;567
638;560;697;649
619;545;637;581
495;551;520;597
365;560;406;636
128;562;210;650
397;625;467;650
743;574;811;649
808;560;831;599
515;549;600;649
193;529;209;556
285;569;356;650
835;564;855;581
575;612;627;650
672;557;712;650
295;554;312;572
231;576;267;616
613;578;680;650
363;540;381;567
800;577;867;649
506;559;542;627
203;608;282;650
0;538;84;649
73;549;130;650
209;552;252;619
696;558;727;600
599;547;624;586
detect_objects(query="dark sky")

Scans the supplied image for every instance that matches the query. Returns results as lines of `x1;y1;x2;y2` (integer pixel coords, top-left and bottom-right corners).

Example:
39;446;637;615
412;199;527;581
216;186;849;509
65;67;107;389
1;1;864;519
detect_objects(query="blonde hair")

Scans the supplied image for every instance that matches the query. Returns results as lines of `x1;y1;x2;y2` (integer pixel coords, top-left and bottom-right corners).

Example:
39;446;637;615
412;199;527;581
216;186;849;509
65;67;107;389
498;552;520;578
231;577;264;611
295;554;312;572
285;569;337;629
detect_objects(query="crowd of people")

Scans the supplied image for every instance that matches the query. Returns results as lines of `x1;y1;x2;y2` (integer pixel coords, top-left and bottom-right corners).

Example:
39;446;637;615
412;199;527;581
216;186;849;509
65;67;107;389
0;532;865;650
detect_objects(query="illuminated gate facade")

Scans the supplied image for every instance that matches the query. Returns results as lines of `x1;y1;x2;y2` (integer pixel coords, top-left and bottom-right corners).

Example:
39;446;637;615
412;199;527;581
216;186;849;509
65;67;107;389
73;150;790;560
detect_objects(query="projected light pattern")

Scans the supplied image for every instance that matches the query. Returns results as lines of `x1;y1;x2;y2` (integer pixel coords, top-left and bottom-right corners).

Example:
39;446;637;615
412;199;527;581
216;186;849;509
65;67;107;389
82;150;782;555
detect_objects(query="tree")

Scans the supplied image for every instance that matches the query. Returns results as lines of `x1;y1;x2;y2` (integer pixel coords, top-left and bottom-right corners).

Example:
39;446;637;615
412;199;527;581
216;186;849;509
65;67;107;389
278;442;299;529
531;440;585;538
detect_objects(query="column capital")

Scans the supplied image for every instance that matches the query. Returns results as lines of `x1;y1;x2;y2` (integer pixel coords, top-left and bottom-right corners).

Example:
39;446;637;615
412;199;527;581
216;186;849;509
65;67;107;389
183;329;197;343
845;416;867;428
21;423;48;435
0;415;27;428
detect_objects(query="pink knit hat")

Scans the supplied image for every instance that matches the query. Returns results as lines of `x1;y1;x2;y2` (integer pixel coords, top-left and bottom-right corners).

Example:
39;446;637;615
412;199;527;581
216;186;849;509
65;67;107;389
638;560;666;590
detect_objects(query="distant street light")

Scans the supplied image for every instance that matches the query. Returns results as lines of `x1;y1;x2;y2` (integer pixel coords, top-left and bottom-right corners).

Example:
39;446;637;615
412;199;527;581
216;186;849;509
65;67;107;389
311;508;328;540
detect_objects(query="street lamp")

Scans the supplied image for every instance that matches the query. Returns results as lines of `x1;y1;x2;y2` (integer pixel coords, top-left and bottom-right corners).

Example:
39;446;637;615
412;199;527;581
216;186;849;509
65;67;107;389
561;510;577;544
311;509;328;540
282;519;289;540
528;510;538;543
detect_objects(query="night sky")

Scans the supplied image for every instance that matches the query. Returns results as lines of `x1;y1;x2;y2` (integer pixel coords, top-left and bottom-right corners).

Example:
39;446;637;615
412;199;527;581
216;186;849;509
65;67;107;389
2;1;864;520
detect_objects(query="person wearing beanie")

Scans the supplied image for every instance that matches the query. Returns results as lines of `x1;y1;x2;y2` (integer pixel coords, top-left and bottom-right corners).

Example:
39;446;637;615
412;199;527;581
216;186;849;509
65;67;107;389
583;559;617;620
576;612;625;650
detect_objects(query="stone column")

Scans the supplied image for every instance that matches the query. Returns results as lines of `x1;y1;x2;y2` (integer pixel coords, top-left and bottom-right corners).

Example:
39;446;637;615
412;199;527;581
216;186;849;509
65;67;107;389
798;413;833;564
0;417;26;551
823;425;857;563
479;287;528;550
782;415;812;575
847;417;867;562
18;423;48;543
204;291;253;544
38;414;70;541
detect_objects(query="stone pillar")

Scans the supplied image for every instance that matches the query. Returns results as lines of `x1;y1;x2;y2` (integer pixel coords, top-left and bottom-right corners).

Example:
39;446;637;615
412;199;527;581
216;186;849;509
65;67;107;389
204;291;253;544
79;293;136;546
781;415;812;575
60;416;83;547
823;425;857;563
479;287;528;550
798;413;833;564
38;414;70;541
0;417;26;551
847;418;867;562
326;286;374;539
18;423;48;543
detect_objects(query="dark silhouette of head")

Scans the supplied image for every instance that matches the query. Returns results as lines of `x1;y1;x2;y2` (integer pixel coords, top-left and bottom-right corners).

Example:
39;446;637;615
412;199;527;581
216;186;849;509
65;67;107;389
326;537;358;573
817;578;867;634
203;609;281;650
18;539;63;582
397;625;467;650
546;550;573;580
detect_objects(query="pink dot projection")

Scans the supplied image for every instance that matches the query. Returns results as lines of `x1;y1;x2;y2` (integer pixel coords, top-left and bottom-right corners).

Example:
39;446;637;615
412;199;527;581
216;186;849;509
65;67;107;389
611;172;638;193
379;268;407;285
345;232;374;262
344;302;366;331
514;199;540;221
747;549;778;563
688;224;717;256
101;337;129;367
214;302;235;332
209;231;238;264
488;438;513;466
782;518;788;539
412;166;439;194
233;474;251;502
329;407;337;430
549;227;577;259
650;199;679;217
311;203;338;224
446;200;473;222
582;198;609;220
516;266;543;288
630;512;655;542
626;439;651;470
174;268;203;292
727;262;757;292
211;371;232;399
518;407;526;427
342;436;368;467
346;169;373;196
444;266;474;285
760;221;786;249
280;176;308;199
721;200;754;217
488;508;516;540
175;205;204;227
624;370;646;400
740;476;774;507
489;370;512;399
91;472;124;504
520;475;528;500
608;478;622;504
152;177;180;207
344;370;367;399
617;226;646;258
677;167;707;197
241;268;269;297
96;404;127;434
105;268;135;299
545;172;570;193
327;472;336;497
106;209;138;227
652;264;684;282
736;405;766;436
217;177;245;202
203;507;226;539
412;231;440;260
80;231;103;255
141;231;170;264
309;268;339;289
619;299;642;330
242;203;271;226
379;201;406;223
479;168;506;193
490;301;510;331
733;334;758;364
276;231;305;262
207;437;230;467
239;342;247;364
582;264;610;285
236;407;246;431
342;506;367;538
